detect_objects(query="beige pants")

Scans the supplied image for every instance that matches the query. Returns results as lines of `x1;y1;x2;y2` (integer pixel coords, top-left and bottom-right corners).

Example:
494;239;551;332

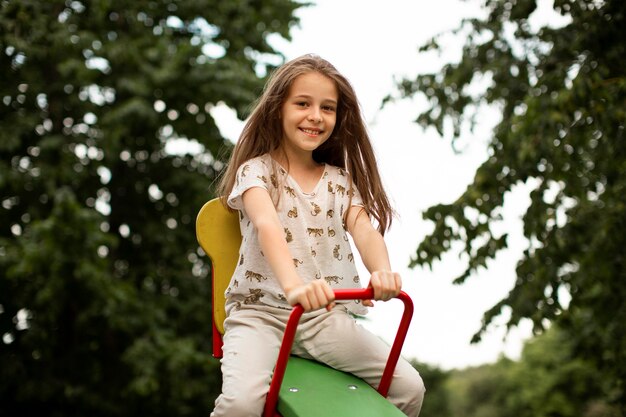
211;304;425;417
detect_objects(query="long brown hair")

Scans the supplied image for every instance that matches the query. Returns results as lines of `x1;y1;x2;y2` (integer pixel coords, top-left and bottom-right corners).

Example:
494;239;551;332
217;54;394;234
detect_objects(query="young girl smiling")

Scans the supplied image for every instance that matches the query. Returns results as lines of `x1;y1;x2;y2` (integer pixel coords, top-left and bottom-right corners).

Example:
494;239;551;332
213;54;425;416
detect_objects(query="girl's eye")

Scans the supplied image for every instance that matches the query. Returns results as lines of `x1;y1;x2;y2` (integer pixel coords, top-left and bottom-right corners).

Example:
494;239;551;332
296;101;308;107
322;105;336;112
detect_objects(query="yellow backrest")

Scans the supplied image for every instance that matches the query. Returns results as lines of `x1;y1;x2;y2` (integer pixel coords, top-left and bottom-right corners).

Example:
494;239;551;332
196;198;241;335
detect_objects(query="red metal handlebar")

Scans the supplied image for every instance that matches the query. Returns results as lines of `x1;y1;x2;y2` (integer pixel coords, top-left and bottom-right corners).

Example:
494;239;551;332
263;288;414;417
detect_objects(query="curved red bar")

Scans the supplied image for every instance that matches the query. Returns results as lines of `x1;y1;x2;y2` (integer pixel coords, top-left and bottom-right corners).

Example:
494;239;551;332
263;289;414;417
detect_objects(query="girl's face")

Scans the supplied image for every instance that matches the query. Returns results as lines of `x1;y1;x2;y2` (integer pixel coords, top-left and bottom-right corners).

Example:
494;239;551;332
279;71;338;159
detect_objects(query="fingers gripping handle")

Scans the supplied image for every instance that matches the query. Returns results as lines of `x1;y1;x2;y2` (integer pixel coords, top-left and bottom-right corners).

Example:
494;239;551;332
263;288;414;417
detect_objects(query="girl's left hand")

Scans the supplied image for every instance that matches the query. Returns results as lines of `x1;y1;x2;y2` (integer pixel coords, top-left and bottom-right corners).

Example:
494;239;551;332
363;270;402;307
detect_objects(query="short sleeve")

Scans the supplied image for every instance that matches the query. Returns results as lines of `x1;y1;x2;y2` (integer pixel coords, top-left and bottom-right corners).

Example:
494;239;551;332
227;157;270;210
348;174;364;208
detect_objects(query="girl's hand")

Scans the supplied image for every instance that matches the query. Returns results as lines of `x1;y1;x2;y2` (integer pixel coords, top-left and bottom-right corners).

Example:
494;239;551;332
363;270;402;307
286;280;336;312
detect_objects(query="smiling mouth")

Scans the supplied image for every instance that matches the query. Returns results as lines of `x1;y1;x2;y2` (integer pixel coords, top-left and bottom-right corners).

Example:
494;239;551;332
300;128;322;136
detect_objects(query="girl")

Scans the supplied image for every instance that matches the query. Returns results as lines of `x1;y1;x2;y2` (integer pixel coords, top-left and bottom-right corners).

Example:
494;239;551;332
213;54;425;416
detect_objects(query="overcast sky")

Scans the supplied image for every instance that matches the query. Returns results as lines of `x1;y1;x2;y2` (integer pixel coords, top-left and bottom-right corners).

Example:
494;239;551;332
208;0;574;369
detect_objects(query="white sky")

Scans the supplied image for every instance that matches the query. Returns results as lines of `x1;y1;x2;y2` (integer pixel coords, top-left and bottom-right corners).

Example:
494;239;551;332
208;0;575;369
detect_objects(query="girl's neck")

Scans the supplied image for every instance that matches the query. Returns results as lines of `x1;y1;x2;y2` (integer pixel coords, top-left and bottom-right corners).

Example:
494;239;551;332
270;148;321;172
271;148;325;194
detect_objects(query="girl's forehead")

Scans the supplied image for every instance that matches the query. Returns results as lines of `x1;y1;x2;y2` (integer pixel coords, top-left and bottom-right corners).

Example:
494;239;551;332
288;72;338;100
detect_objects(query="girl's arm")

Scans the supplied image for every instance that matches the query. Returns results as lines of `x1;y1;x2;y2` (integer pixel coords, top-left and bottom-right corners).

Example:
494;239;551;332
242;187;335;311
346;206;401;307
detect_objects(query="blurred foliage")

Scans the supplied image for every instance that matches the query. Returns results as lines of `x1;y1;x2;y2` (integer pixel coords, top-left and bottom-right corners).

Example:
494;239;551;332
0;0;304;415
419;326;622;417
388;0;625;410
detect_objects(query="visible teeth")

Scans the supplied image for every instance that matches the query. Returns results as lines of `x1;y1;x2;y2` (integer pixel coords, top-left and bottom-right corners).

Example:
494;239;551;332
301;128;319;135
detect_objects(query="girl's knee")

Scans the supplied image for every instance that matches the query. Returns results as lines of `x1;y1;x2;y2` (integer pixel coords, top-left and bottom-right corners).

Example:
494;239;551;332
408;372;426;407
211;393;265;417
389;366;426;416
411;371;426;398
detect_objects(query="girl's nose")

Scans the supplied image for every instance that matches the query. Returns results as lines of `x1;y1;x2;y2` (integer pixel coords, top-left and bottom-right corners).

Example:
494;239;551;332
308;109;322;123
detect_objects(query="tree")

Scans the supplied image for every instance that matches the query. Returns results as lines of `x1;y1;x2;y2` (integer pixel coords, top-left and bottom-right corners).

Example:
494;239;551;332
443;358;516;417
505;326;618;417
0;0;302;415
388;0;626;408
437;327;620;417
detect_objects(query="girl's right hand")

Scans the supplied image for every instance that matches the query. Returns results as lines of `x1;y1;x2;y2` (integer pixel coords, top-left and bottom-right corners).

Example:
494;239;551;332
362;270;402;307
285;280;336;312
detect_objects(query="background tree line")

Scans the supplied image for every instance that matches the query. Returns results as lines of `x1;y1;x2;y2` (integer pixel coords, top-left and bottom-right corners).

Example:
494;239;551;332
418;325;621;417
2;0;624;415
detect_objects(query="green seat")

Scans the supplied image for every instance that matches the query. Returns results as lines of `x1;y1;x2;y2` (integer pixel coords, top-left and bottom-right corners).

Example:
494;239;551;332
278;357;405;417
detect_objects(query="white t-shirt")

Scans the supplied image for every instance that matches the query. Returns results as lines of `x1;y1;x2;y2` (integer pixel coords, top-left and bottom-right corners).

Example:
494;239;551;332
226;153;368;316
